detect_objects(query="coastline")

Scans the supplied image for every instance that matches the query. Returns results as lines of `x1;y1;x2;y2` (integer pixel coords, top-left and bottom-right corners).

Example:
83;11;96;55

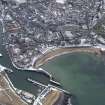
33;47;102;68
7;44;104;70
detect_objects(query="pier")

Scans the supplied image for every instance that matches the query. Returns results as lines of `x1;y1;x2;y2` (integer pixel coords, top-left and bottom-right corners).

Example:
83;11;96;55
50;79;61;86
27;78;70;95
36;68;52;78
27;78;47;88
48;84;71;95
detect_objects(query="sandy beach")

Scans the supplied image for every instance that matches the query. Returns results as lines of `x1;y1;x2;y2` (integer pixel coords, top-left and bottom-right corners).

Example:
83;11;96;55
33;47;102;68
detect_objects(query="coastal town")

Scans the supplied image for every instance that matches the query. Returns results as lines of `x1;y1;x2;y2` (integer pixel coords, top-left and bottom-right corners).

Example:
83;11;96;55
0;0;105;105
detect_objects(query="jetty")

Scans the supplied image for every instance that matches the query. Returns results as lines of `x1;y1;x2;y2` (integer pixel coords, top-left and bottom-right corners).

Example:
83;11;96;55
27;78;47;88
50;79;61;86
48;84;70;95
27;78;70;95
37;68;52;78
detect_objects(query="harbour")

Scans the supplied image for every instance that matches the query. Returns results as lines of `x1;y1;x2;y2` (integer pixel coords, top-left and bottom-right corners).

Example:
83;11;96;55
0;0;105;105
1;37;105;105
42;53;105;105
0;40;50;96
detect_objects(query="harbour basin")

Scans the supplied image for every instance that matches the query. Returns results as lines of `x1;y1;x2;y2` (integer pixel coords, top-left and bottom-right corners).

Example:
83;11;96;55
42;53;105;105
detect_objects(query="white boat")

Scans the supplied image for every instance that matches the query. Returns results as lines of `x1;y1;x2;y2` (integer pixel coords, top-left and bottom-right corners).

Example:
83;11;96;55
0;53;2;57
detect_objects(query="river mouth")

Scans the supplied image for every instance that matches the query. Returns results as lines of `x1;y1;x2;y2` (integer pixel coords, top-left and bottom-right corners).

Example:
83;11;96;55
42;53;105;105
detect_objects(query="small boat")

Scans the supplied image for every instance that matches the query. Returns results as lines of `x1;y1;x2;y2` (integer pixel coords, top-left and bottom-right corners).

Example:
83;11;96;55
0;53;3;57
